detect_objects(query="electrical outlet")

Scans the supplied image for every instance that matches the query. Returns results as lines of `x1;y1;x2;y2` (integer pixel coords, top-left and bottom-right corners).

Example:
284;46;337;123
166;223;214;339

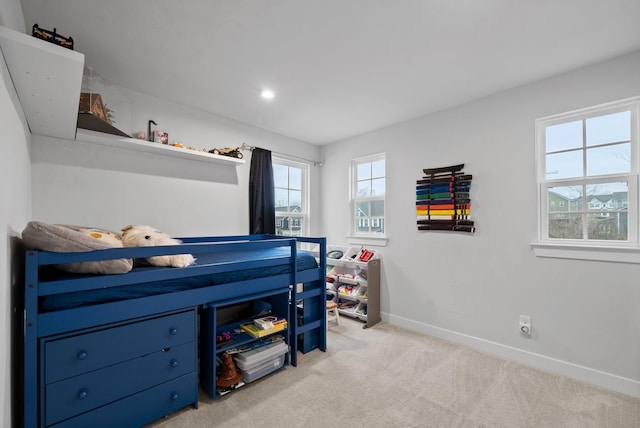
519;315;531;336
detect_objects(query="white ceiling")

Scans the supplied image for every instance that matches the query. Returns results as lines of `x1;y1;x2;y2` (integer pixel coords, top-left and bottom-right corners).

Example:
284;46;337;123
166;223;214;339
19;0;640;145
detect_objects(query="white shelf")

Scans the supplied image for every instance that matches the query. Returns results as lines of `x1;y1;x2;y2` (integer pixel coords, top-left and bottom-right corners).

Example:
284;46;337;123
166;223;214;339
76;129;246;166
0;25;84;140
335;276;366;286
326;246;378;268
0;25;243;168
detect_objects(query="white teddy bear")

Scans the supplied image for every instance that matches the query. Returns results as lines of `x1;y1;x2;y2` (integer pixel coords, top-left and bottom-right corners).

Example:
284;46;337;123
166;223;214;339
121;225;195;268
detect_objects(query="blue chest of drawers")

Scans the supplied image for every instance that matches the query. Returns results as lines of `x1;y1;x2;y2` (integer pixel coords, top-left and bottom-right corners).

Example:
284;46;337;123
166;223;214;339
39;309;198;427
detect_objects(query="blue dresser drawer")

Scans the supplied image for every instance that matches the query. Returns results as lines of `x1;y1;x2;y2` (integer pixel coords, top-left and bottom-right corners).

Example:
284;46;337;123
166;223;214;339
45;310;195;383
49;372;198;428
46;341;195;426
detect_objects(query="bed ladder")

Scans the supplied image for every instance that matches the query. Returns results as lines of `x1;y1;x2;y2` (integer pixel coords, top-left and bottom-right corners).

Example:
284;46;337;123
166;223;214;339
289;238;327;366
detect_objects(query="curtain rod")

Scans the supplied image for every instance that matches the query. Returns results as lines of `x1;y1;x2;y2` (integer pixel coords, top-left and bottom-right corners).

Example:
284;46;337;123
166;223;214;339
241;143;323;166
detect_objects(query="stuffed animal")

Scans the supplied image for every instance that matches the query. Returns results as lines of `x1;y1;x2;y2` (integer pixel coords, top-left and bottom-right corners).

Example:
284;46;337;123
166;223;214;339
121;225;195;268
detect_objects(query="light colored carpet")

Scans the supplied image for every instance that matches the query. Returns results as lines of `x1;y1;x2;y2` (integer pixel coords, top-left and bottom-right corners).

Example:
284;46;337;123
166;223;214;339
147;317;640;428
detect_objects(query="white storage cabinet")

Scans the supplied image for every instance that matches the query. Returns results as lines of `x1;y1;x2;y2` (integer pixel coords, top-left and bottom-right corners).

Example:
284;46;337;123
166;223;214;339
325;246;380;328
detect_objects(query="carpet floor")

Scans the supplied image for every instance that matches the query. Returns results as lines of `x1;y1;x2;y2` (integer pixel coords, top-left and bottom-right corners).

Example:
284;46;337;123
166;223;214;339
146;317;640;427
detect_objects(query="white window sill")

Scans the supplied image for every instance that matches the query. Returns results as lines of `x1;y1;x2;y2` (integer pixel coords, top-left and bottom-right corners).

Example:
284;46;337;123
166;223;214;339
347;235;388;247
530;242;640;264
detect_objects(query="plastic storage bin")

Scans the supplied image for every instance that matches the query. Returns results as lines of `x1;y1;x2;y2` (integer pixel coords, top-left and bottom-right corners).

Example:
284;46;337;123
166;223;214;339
239;354;286;383
233;340;287;382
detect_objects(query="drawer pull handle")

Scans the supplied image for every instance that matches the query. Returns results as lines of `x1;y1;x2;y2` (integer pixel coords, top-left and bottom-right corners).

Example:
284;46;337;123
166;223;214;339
77;351;88;360
171;392;179;401
169;328;178;335
77;389;88;400
170;359;179;368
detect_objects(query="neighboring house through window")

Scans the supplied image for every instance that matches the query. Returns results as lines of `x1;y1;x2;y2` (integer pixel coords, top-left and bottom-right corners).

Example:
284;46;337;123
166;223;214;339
533;96;639;262
273;157;308;236
351;153;386;236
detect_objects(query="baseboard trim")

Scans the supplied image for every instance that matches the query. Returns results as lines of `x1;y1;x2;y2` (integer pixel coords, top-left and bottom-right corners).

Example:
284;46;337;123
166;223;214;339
383;312;640;398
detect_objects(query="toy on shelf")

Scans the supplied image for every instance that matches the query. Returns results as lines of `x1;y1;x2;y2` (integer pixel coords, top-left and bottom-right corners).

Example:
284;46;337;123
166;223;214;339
216;353;243;388
209;147;243;159
78;67;131;137
32;24;74;50
358;248;375;262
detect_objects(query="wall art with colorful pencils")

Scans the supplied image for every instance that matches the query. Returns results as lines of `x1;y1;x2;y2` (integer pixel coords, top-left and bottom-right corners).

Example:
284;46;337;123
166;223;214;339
416;164;475;233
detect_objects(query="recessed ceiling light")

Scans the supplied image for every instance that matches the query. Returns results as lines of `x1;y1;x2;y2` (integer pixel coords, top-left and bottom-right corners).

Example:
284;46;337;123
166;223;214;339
261;89;275;100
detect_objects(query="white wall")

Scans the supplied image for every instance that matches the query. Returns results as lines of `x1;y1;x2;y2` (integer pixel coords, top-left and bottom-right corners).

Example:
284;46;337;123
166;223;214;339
31;87;322;237
320;50;640;397
0;0;24;32
0;1;29;426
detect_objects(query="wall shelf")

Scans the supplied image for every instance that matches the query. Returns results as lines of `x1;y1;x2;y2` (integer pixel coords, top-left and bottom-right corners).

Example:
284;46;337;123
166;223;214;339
0;25;244;168
0;24;84;140
76;129;246;166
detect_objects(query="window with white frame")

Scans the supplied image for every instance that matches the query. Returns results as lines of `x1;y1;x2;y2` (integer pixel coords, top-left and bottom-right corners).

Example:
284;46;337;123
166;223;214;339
351;154;386;236
273;158;308;237
535;97;639;258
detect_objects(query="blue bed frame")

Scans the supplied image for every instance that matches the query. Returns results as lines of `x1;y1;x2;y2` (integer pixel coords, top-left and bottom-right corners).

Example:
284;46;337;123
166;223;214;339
23;234;326;427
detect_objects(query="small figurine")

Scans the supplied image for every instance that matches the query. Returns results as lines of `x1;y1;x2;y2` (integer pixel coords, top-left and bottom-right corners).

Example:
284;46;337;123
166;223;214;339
154;131;168;144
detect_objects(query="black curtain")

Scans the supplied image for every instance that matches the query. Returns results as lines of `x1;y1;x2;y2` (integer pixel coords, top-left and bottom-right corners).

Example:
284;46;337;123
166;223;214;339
249;147;276;234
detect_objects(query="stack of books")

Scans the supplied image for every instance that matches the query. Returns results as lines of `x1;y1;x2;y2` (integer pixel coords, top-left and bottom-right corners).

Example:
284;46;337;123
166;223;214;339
240;316;287;338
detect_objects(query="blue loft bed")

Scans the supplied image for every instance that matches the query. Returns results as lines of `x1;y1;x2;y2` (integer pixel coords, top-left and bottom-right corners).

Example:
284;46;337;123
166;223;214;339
23;234;327;428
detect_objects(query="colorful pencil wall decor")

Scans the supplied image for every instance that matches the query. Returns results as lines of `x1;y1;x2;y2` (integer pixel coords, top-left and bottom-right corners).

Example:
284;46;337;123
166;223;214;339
416;164;475;233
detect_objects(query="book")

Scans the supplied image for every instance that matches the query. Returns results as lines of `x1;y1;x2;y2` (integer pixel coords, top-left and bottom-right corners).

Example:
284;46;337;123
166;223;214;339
240;319;287;338
225;334;285;354
254;315;278;330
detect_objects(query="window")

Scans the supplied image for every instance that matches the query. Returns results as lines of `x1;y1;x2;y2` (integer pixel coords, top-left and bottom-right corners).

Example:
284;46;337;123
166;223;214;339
273;158;308;236
351;154;386;236
534;97;640;262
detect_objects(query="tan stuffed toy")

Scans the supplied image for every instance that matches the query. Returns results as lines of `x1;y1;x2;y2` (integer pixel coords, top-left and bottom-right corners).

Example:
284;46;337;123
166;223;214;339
121;225;195;268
